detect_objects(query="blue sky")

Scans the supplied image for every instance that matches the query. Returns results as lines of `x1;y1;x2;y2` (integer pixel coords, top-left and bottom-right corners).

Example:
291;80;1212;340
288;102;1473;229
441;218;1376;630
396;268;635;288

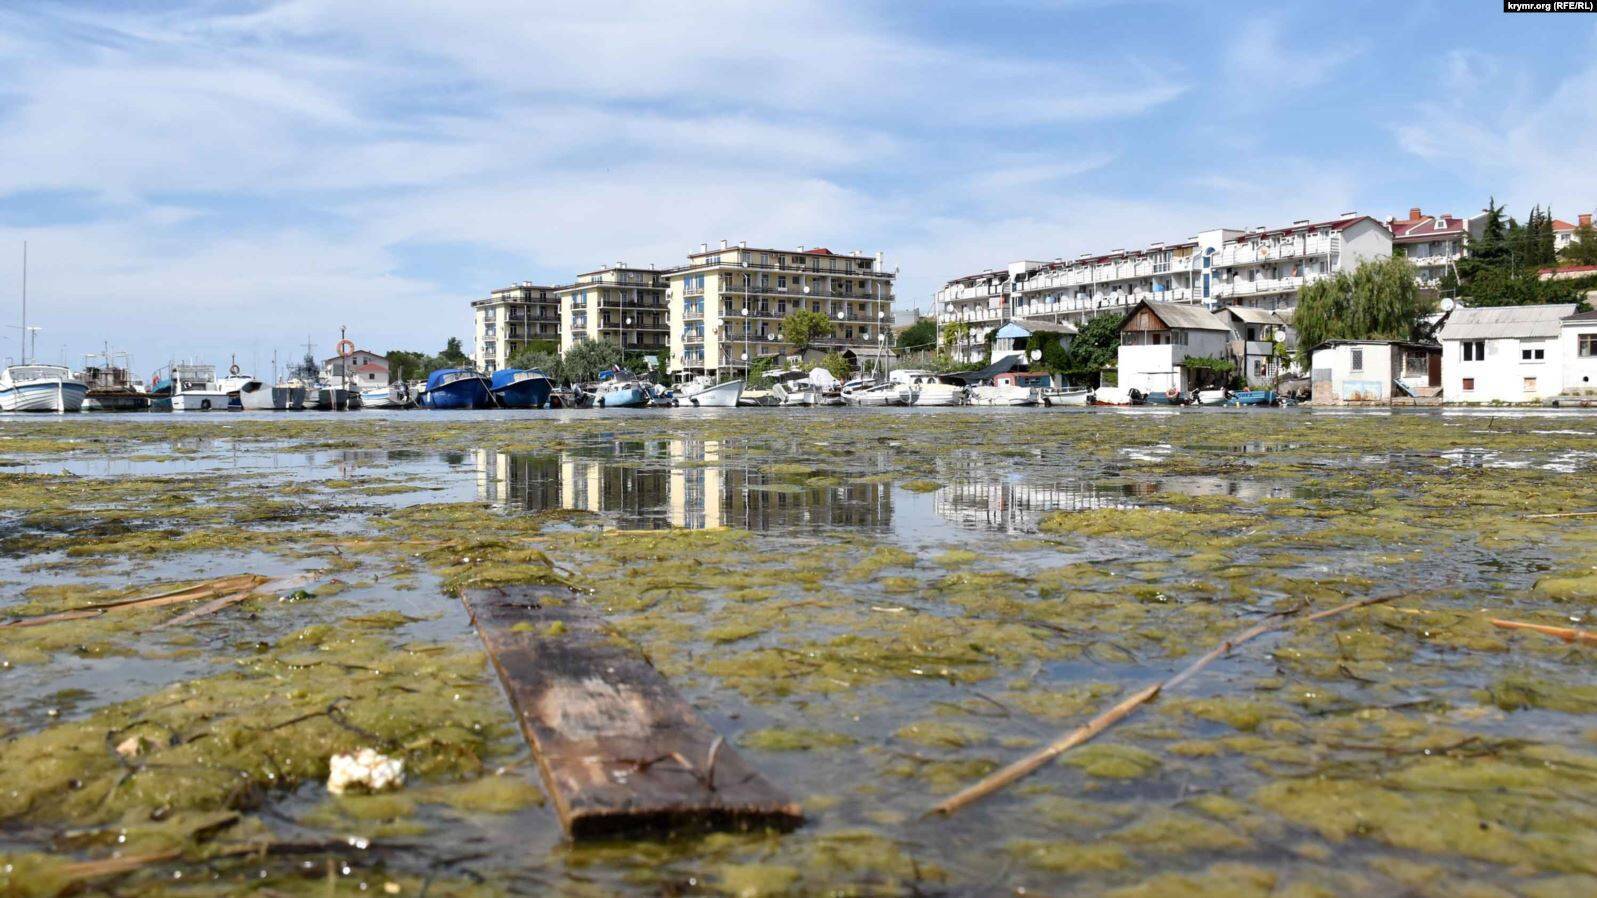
0;0;1592;374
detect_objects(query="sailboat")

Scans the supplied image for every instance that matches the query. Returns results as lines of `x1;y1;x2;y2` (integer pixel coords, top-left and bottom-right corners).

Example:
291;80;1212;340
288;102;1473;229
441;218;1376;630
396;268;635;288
1;244;86;413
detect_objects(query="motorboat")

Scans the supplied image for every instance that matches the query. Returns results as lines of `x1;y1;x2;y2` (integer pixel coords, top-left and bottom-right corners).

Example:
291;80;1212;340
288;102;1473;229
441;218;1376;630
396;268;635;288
1195;389;1229;406
80;365;149;412
891;370;967;407
217;367;274;410
1090;386;1141;406
842;379;908;406
770;370;820;406
490;369;554;409
968;371;1045;406
271;378;311;411
0;365;87;413
737;388;779;407
1144;388;1190;406
359;381;413;409
421;368;491;410
679;376;743;407
1224;389;1279;407
309;382;353;411
152;364;231;411
593;379;651;408
1040;388;1092;407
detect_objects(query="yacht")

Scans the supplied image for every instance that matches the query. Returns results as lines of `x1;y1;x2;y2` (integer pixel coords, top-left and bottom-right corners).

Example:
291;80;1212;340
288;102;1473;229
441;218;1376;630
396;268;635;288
0;364;87;413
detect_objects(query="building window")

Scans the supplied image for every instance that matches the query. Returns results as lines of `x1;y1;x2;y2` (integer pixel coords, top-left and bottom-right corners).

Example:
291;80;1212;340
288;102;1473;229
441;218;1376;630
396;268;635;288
1351;349;1364;371
1462;377;1475;392
1524;377;1538;392
1581;334;1597;358
1521;347;1545;362
1462;340;1485;361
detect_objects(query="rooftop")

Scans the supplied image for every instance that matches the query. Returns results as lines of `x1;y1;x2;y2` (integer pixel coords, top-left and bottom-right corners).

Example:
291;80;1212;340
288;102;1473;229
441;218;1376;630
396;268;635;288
1438;303;1579;341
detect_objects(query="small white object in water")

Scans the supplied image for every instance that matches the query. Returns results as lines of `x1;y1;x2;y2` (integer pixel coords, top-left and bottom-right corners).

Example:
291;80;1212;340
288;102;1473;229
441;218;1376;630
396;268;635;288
326;748;405;794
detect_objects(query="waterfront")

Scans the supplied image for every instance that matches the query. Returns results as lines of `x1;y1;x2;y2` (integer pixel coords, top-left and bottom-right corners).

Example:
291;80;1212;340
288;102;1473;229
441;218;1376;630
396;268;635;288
3;409;1596;897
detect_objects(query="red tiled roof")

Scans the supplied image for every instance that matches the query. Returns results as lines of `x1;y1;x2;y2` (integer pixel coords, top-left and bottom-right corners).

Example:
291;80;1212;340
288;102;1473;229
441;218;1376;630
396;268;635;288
807;247;834;255
1539;264;1597;275
1391;214;1468;241
1553;219;1577;232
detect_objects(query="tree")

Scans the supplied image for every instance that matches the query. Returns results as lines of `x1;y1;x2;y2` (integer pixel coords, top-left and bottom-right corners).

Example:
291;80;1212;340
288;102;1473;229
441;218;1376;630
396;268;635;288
1294;256;1432;367
819;351;851;382
507;347;563;382
383;350;430;382
780;309;832;354
1058;313;1121;386
1561;222;1597;266
437;337;471;366
940;321;970;353
897;316;936;352
561;339;625;383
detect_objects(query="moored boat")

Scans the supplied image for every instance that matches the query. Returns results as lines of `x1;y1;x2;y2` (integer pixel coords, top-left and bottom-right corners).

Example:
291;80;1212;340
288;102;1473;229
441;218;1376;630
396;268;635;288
359;381;413;409
893;370;967;406
490;369;554;409
0;365;87;413
152;364;230;411
1223;389;1278;407
1144;388;1189;406
1196;389;1229;406
678;376;744;407
80;365;149;412
421;368;492;410
593;379;651;408
1090;386;1141;406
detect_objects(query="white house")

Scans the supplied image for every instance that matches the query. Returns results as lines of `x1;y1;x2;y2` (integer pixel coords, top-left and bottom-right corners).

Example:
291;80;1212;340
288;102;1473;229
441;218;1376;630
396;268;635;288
990;317;1077;366
1439;304;1577;403
321;349;390;385
1116;300;1231;394
1310;340;1441;406
1560;310;1597;397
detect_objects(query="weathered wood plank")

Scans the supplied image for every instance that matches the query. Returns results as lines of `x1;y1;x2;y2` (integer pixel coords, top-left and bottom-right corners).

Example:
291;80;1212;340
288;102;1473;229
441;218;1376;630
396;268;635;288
461;585;803;839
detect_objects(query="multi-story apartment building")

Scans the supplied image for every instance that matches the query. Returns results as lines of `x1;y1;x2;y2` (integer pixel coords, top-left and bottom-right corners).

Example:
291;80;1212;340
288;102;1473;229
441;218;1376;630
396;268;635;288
556;265;671;356
936;214;1391;364
1388;207;1485;288
472;282;561;371
665;241;895;377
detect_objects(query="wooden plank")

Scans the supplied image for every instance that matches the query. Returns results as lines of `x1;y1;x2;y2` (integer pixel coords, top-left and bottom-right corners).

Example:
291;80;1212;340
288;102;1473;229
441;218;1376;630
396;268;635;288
461;585;803;839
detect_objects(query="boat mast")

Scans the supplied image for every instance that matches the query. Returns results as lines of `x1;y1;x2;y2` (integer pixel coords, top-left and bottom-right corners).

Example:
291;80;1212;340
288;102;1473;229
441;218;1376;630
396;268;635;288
20;241;25;365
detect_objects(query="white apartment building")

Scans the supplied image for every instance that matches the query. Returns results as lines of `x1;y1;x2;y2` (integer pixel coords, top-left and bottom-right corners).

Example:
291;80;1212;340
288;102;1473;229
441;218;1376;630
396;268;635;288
473;283;561;371
936;214;1391;365
666;242;895;377
557;266;671;357
1388;207;1485;288
1439;303;1577;403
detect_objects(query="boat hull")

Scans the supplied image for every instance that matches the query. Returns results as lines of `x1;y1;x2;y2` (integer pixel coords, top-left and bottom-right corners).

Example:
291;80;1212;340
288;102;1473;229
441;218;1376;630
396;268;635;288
1224;390;1278;407
1040;389;1091;407
83;391;149;412
170;390;230;411
491;378;553;409
0;381;87;412
596;386;650;408
681;380;743;408
236;382;282;411
311;387;354;411
910;387;966;407
426;379;490;410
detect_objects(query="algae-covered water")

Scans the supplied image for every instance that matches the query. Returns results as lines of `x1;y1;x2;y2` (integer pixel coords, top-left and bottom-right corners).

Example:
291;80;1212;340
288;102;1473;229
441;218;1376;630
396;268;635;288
3;408;1596;897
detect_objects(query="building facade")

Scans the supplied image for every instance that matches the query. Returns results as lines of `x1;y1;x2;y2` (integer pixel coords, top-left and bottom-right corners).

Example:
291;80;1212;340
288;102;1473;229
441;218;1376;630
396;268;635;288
936;214;1391;365
557;266;671;357
1560;310;1597;396
473;283;561;371
666;242;895;377
1439;303;1577;403
1115;300;1232;394
1309;340;1441;405
321;349;389;384
1388;207;1485;288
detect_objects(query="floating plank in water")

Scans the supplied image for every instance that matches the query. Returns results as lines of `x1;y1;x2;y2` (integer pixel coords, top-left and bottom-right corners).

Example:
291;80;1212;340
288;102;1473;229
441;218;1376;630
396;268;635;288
461;585;803;838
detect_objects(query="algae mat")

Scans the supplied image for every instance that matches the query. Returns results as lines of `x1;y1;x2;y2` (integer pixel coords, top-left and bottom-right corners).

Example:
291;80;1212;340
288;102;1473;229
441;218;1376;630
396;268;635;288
2;408;1596;897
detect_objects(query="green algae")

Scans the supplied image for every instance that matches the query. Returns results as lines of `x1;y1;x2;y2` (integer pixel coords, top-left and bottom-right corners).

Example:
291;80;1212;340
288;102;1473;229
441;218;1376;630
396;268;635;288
1061;743;1162;779
740;728;856;751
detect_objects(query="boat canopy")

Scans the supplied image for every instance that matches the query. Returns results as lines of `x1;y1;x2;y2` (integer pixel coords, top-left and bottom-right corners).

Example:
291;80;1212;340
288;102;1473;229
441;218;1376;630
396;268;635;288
490;368;550;391
949;354;1024;385
425;368;479;391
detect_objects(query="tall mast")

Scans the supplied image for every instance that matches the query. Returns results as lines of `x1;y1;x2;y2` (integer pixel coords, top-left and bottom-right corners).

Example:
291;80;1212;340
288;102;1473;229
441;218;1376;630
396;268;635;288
20;242;26;365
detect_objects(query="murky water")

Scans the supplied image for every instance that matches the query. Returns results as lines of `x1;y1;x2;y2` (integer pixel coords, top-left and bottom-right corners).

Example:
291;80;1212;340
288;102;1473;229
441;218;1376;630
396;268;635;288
3;409;1596;897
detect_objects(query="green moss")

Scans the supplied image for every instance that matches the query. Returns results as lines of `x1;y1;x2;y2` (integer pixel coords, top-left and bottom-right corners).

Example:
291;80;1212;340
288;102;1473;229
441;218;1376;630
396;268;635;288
1010;839;1131;872
1061;743;1162;779
740;728;856;751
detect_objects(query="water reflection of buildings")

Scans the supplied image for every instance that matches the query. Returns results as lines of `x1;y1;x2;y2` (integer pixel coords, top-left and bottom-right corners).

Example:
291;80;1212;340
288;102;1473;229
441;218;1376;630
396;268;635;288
474;440;891;531
932;473;1291;533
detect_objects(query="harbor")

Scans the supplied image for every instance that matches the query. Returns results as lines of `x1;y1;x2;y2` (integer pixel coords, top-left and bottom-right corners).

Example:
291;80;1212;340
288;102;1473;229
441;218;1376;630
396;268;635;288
3;410;1596;896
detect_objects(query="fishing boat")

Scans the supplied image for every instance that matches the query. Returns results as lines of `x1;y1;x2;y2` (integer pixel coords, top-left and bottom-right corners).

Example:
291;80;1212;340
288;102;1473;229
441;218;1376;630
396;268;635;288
0;365;87;412
217;364;267;410
490;369;554;409
1090;386;1141;406
80;365;149;412
421;368;492;410
593;378;651;408
151;364;230;411
1195;389;1229;406
678;376;744;407
1223;389;1278;407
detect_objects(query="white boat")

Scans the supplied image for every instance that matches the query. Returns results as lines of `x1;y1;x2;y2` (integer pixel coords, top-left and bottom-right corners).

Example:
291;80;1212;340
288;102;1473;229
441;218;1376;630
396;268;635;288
842;380;908;406
969;377;1038;406
892;370;967;407
1196;389;1228;406
309;383;352;411
359;382;413;409
738;389;779;407
1091;386;1138;406
1040;388;1093;407
679;376;744;407
770;371;820;406
0;365;87;413
156;364;230;411
217;370;270;410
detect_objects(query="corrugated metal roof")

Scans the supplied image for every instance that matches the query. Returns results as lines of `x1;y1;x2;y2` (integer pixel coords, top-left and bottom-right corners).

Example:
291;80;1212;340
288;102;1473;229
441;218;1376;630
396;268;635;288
1008;316;1080;336
1438;304;1578;341
1138;301;1229;331
1223;307;1287;326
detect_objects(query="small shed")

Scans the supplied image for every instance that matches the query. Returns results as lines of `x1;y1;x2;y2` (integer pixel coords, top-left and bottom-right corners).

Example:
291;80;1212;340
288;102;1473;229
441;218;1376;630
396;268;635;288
1310;340;1441;406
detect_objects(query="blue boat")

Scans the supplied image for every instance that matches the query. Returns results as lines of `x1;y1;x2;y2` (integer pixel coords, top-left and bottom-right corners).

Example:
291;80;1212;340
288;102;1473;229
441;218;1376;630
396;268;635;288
1223;389;1278;407
490;369;554;409
423;368;492;410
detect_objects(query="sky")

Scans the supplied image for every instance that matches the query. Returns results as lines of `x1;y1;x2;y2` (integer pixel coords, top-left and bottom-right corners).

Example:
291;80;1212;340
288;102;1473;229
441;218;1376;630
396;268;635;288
0;0;1593;375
